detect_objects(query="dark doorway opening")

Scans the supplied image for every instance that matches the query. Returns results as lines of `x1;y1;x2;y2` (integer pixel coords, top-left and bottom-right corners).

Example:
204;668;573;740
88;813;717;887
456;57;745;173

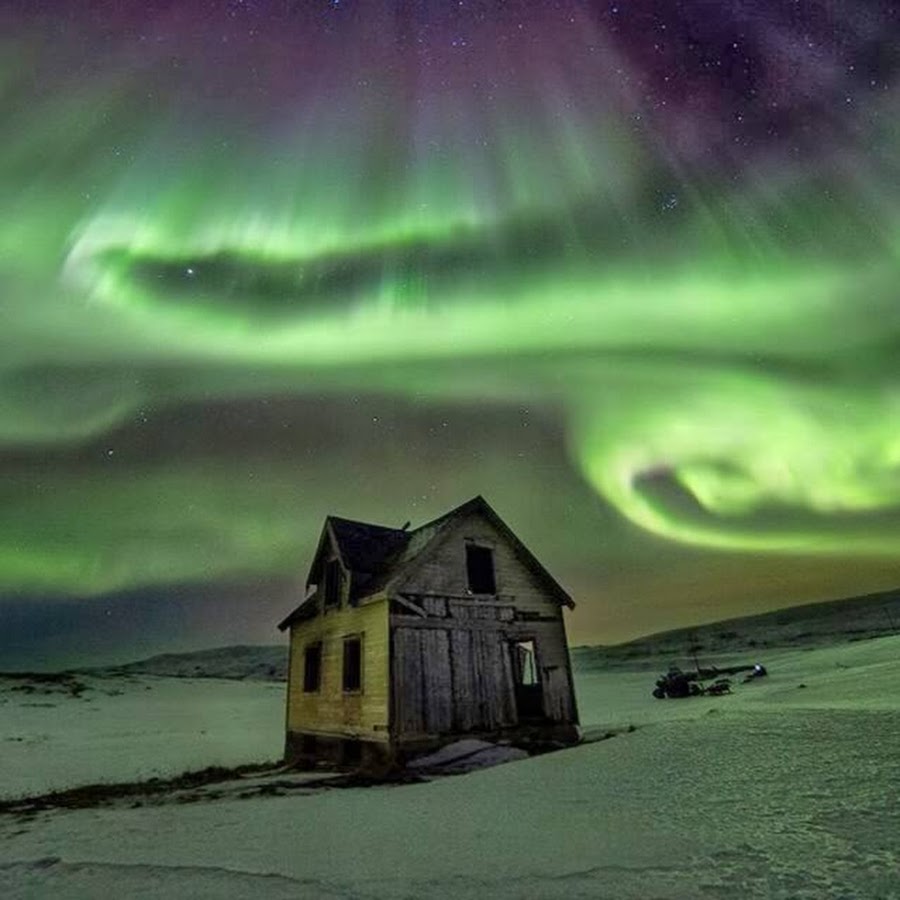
510;639;544;720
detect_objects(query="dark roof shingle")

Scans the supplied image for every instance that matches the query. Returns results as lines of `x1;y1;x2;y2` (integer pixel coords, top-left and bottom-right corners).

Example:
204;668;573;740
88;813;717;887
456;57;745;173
327;516;410;575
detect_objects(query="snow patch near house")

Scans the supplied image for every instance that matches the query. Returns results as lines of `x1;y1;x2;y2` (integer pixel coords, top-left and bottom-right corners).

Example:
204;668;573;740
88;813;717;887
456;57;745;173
407;738;529;773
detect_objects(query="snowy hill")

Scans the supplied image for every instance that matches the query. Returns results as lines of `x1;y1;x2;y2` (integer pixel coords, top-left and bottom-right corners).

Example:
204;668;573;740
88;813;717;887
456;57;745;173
100;644;288;681
573;586;900;671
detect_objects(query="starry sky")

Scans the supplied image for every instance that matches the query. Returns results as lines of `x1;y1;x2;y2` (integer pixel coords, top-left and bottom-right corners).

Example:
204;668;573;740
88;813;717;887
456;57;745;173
3;0;900;668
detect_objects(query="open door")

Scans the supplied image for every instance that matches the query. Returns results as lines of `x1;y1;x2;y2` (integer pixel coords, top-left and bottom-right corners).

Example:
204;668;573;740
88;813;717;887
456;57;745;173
510;639;544;720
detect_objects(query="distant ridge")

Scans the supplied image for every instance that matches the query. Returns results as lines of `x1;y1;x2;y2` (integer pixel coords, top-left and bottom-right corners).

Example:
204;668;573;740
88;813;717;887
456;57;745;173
89;587;900;681
573;586;900;669
100;644;288;681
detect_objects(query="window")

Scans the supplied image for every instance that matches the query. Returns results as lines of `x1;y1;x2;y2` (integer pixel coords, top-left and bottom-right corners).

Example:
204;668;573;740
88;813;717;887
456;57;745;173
465;544;496;594
342;636;362;692
324;558;342;608
302;642;322;693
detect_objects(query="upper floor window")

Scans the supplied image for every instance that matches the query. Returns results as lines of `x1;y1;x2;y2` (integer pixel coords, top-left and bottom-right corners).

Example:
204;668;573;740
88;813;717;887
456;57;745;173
324;558;342;608
466;544;496;594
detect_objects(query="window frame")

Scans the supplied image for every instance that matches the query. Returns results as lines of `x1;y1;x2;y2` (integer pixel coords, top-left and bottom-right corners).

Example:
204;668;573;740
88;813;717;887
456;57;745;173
302;641;323;693
342;633;363;694
323;558;343;609
465;542;497;595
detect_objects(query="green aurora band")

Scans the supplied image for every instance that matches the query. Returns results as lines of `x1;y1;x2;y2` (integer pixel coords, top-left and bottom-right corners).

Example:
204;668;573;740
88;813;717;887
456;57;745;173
2;8;900;599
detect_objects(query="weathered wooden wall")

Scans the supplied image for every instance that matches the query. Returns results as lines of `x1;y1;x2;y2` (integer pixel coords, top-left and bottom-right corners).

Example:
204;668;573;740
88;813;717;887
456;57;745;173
391;616;520;737
286;596;390;742
522;619;577;722
395;508;566;615
390;608;576;738
388;508;577;739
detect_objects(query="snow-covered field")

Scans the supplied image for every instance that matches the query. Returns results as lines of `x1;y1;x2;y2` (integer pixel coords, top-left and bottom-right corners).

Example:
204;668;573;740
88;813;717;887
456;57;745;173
2;635;898;898
1;675;285;799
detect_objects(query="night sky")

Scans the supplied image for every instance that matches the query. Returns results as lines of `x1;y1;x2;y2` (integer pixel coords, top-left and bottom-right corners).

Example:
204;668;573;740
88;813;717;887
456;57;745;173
3;1;900;669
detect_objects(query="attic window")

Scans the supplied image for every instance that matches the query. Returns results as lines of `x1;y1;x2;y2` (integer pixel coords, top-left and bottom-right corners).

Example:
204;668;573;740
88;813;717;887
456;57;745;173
303;642;322;693
343;635;362;692
466;544;496;594
324;559;342;607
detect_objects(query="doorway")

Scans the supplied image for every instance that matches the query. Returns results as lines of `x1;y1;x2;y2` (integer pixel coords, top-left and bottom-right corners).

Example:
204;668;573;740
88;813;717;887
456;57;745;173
510;639;544;720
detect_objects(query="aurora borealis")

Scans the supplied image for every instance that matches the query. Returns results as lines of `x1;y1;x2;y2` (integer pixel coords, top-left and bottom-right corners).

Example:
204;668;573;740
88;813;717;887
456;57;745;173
3;1;900;666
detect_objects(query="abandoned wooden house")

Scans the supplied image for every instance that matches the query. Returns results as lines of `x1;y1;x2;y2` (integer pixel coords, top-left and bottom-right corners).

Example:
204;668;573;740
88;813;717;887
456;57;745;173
277;495;580;769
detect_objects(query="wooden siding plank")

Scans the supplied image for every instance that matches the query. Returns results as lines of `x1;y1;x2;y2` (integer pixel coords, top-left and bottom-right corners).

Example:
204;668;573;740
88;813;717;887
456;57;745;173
499;637;518;725
450;629;475;732
389;616;511;634
477;631;509;729
478;632;496;728
472;631;488;728
434;629;454;732
542;667;571;722
407;629;426;735
529;621;574;722
481;632;517;728
421;629;453;734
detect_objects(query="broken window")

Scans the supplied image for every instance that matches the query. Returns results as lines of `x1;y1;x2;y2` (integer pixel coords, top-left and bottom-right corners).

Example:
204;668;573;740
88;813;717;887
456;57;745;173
512;640;538;686
324;558;342;607
302;642;322;693
342;635;362;692
465;544;496;594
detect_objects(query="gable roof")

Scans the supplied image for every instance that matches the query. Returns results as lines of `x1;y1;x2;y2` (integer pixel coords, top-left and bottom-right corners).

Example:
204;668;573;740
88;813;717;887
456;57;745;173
278;495;573;630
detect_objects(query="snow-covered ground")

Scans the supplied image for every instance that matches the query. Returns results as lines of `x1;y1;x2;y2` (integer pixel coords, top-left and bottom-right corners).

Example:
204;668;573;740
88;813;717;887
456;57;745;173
1;676;285;799
2;635;898;898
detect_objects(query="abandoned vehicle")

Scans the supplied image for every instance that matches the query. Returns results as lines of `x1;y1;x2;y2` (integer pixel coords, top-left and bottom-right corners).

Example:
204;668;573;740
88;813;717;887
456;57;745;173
277;495;581;769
